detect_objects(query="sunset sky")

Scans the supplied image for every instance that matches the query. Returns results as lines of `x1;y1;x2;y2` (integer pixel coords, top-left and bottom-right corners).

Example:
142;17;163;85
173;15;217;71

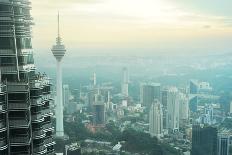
31;0;232;55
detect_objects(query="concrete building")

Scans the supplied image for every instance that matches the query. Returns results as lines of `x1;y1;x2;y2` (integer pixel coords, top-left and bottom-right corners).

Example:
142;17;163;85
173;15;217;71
0;0;55;154
149;100;163;138
51;12;66;138
166;87;179;132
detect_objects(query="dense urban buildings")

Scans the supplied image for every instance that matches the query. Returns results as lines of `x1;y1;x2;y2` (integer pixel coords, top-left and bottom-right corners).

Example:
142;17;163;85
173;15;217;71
0;0;55;154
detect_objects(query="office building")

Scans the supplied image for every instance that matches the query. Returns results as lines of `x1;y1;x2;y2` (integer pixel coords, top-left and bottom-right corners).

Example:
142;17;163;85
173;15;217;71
166;87;179;132
140;83;161;108
121;67;129;97
191;125;217;155
0;0;55;154
93;94;106;126
149;100;163;138
179;93;189;125
218;134;230;155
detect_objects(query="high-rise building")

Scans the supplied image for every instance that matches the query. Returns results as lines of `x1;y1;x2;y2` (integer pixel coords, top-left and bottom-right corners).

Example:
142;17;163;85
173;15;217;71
0;0;55;154
63;84;70;105
51;12;66;138
179;93;189;126
166;87;179;132
92;94;106;126
140;83;160;108
230;102;232;114
161;88;168;106
218;134;230;155
149;100;163;138
191;125;217;155
121;67;129;97
161;88;168;129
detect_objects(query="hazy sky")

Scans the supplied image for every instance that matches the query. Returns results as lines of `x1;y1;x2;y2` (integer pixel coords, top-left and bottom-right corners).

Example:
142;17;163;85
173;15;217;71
31;0;232;55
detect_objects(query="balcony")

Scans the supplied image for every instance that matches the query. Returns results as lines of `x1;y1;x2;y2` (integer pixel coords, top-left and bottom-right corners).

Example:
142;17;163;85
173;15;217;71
0;120;6;131
1;66;18;74
0;104;7;113
43;123;54;132
31;98;43;106
32;130;45;139
0;49;15;56
44;136;55;147
31;113;44;123
7;82;29;92
42;109;53;117
10;135;31;145
33;144;47;155
9;118;30;128
0;137;7;150
8;101;29;110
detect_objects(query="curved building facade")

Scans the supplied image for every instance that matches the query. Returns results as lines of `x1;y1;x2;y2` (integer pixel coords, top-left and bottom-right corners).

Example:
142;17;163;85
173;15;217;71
0;0;55;154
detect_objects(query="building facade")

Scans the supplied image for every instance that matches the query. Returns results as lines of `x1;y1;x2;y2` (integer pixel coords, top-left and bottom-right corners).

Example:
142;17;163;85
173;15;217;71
218;134;230;155
140;83;160;108
0;0;55;154
191;125;217;155
149;99;163;138
166;87;179;132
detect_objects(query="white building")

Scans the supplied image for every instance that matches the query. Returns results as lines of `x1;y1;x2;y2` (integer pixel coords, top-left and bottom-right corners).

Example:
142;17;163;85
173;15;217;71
121;67;129;97
149;99;163;138
166;87;179;132
179;93;189;125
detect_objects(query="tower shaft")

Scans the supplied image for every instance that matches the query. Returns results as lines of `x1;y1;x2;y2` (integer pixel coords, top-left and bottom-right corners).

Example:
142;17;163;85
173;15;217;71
56;60;64;137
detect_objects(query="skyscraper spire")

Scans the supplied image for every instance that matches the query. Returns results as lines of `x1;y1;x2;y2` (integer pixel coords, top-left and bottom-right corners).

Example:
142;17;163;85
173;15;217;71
58;11;60;38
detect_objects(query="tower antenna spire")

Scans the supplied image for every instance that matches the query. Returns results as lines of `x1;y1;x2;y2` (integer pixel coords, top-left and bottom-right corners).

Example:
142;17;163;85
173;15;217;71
58;11;60;38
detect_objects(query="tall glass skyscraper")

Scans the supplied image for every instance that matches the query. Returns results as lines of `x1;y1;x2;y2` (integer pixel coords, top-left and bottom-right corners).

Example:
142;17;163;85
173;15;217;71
0;0;55;154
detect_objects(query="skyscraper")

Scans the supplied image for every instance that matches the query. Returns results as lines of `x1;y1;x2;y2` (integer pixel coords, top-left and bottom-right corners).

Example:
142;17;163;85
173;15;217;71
149;99;163;138
218;134;230;155
191;125;217;155
140;83;160;108
92;93;106;126
121;67;129;97
179;93;189;126
51;13;66;138
63;84;70;105
166;87;179;132
0;0;55;154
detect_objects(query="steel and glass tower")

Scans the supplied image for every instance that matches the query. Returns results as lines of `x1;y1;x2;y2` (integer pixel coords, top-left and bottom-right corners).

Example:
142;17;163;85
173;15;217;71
51;13;66;138
0;0;55;154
